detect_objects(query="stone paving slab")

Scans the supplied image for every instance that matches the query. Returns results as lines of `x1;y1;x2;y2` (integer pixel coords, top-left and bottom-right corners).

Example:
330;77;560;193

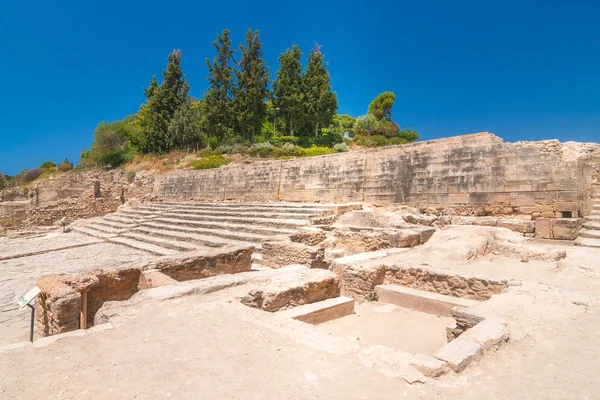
0;239;152;346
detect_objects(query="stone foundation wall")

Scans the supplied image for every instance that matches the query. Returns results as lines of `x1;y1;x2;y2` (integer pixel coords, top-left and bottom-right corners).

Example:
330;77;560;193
383;267;508;301
155;133;599;218
34;247;254;337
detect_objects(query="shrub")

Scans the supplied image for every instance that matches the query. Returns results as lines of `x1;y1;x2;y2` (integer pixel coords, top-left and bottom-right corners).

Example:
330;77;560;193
301;146;336;157
373;119;400;138
190;154;232;170
21;168;45;183
208;137;220;150
273;143;304;158
270;136;299;146
58;159;74;172
216;145;234;154
333;142;350;152
354;114;378;135
124;169;137;183
195;148;216;158
399;129;419;142
48;167;58;173
247;142;275;158
40;161;56;169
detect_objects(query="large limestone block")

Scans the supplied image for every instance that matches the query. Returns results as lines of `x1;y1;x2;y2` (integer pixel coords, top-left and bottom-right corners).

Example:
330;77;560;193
410;354;449;377
261;241;326;269
152;247;254;280
497;219;534;234
552;218;582;240
240;268;340;312
434;336;483;373
535;218;553;239
461;317;509;350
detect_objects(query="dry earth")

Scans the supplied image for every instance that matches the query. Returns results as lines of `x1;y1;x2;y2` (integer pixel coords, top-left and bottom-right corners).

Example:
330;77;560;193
1;226;600;399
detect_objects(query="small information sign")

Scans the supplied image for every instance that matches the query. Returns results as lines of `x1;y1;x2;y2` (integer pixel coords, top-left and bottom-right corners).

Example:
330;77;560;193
18;286;41;309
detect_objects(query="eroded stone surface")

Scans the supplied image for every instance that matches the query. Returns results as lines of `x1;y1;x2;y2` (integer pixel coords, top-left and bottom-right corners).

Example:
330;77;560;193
434;336;483;372
410;353;449;377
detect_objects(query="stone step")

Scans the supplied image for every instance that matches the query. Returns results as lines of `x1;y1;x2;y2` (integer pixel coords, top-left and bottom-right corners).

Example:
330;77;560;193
586;215;600;222
82;223;128;235
153;201;340;210
131;226;260;250
145;204;331;215
119;232;200;252
118;209;163;218
276;296;355;325
108;237;179;256
95;219;137;230
374;284;479;317
165;208;320;220
577;228;600;240
583;222;600;231
590;210;600;216
574;236;600;249
73;226;115;239
152;217;297;236
103;214;144;224
140;221;272;243
162;213;308;230
593;204;600;210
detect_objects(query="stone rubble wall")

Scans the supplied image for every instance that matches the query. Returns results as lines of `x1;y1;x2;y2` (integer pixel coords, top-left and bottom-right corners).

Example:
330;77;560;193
155;133;600;218
0;170;156;229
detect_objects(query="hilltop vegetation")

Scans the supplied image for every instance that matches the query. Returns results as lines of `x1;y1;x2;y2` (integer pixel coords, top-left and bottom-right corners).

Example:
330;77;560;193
2;28;419;187
81;28;418;169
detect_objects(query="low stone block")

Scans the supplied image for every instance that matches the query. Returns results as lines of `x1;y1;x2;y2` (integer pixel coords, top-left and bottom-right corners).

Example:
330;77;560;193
261;241;325;269
461;317;509;350
497;219;534;234
240;268;340;312
410;354;449;377
434;336;482;373
535;218;553;239
552;218;582;240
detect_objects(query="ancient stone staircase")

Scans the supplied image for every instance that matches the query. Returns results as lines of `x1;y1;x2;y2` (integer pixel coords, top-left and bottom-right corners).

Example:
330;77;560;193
74;202;340;261
575;200;600;248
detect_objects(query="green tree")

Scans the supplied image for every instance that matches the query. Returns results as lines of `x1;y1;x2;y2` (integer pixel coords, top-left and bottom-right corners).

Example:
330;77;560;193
204;29;236;145
82;120;137;168
233;29;270;143
367;91;396;121
168;99;205;151
273;44;304;136
302;45;338;137
140;49;190;153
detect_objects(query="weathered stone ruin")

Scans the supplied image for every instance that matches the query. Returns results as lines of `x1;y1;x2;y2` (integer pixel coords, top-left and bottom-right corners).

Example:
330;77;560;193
2;132;600;395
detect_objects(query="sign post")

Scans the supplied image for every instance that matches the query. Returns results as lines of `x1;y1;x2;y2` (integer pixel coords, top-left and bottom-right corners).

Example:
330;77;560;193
18;286;41;342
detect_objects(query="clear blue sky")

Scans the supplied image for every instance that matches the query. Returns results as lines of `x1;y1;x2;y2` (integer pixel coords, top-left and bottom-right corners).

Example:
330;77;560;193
0;0;598;175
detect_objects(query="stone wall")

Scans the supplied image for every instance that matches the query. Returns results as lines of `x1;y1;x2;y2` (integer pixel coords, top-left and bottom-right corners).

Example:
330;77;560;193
155;133;600;218
35;246;254;337
0;169;156;229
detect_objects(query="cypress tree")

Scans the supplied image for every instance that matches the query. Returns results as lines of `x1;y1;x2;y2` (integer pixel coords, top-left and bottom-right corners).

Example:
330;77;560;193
233;29;270;143
141;50;190;153
272;44;304;136
204;29;235;145
302;44;338;137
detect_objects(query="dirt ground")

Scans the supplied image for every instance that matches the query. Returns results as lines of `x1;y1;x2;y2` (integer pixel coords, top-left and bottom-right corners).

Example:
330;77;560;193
1;226;600;399
318;302;452;355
